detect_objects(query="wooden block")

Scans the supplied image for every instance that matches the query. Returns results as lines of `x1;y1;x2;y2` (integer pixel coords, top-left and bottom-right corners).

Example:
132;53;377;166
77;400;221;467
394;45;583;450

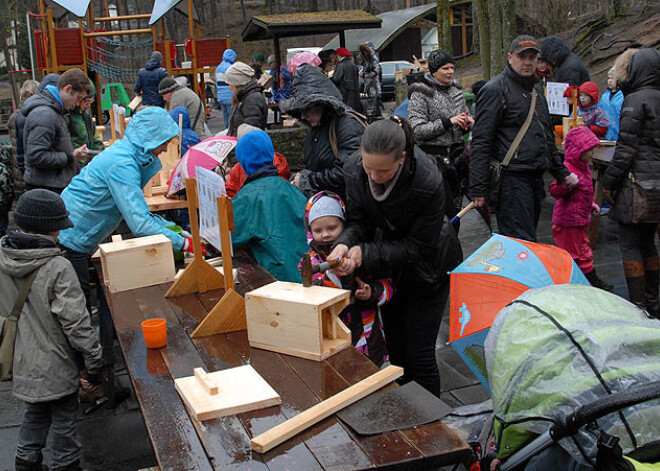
191;288;246;337
194;368;218;395
99;235;175;293
245;281;351;361
165;257;225;297
250;365;403;453
175;365;281;421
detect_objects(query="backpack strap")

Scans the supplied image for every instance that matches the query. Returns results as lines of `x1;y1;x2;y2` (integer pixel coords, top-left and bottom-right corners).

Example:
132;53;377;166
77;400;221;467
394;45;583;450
9;266;42;322
329;110;370;158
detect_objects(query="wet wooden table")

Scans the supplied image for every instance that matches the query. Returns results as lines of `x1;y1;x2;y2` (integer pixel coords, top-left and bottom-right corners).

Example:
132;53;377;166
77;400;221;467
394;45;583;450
103;251;471;471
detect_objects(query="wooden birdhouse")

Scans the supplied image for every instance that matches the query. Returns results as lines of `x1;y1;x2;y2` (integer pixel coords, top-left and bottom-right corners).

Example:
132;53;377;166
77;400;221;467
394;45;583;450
245;281;351;361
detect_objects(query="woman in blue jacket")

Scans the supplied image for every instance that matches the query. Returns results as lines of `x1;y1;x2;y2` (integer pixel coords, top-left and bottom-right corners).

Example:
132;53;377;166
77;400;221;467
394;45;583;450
215;49;237;130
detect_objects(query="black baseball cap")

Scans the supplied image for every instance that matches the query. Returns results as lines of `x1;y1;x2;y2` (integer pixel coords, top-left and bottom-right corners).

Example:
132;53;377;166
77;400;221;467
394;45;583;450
510;35;540;54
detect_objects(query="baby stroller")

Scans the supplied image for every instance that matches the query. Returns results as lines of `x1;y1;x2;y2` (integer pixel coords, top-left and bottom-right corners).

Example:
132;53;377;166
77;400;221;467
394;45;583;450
476;284;660;470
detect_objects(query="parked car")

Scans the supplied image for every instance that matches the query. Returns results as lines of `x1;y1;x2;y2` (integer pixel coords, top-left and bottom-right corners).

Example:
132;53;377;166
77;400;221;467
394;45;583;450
381;61;414;101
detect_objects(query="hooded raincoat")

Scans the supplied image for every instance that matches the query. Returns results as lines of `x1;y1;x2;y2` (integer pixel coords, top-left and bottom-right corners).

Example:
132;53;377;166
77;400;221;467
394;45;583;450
576;81;610;137
215;49;237;105
231;130;308;282
0;232;103;402
58;107;184;254
540;36;591;86
169;106;201;156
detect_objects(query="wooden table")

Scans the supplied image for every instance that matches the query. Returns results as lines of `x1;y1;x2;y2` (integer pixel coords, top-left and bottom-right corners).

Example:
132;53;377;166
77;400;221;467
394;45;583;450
103;251;471;470
145;194;189;212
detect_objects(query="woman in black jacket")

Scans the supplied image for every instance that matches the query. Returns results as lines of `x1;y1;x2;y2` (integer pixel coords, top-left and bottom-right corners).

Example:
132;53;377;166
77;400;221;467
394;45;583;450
603;48;660;318
225;61;268;137
329;117;462;396
281;64;364;198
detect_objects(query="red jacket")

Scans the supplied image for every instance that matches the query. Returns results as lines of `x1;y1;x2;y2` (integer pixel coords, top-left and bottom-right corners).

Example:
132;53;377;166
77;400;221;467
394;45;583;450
550;127;600;227
225;152;291;197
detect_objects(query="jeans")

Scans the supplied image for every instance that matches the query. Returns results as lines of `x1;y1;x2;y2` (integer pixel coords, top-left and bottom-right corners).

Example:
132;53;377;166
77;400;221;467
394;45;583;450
16;393;81;471
380;282;449;397
497;171;545;242
220;103;233;130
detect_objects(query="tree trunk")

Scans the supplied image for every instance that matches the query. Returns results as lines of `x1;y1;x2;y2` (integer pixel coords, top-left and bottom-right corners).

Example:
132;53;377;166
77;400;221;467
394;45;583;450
501;0;516;54
240;0;248;27
475;0;490;80
436;0;452;53
488;0;503;77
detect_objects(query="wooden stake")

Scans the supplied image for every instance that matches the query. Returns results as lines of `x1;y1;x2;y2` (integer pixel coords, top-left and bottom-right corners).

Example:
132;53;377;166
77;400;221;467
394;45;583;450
250;366;404;453
165;178;225;297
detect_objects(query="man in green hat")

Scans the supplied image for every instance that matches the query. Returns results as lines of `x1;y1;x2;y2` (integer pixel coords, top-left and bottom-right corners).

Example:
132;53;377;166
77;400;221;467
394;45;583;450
250;53;265;79
65;79;104;165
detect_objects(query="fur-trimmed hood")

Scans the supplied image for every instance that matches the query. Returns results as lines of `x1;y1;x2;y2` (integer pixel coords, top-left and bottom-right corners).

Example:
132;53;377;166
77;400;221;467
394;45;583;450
407;72;461;98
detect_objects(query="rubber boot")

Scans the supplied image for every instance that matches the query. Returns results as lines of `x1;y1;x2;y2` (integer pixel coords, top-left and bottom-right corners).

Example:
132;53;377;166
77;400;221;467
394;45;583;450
623;261;646;308
643;257;660;319
15;455;48;471
584;269;614;291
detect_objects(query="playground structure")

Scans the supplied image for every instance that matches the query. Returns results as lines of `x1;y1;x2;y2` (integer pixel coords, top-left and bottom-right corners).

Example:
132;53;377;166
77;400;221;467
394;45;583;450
28;0;229;121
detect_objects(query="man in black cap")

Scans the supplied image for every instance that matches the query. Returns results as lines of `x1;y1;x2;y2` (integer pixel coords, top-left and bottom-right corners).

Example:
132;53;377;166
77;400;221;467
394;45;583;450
469;35;577;242
135;51;168;108
0;189;102;471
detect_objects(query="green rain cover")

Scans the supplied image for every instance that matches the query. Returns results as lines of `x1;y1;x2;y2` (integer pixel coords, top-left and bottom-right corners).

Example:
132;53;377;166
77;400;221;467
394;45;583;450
484;284;660;462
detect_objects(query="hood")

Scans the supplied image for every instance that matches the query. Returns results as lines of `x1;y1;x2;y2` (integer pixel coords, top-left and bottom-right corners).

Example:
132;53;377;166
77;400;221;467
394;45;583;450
223;48;237;64
37;74;60;93
279;64;345;119
235;129;274;176
621;48;660;95
124;107;181;162
0;233;62;278
144;58;162;70
564;126;600;165
577;81;600;108
21;89;62;117
540;36;570;67
303;191;346;250
169;106;191;129
236;81;262;102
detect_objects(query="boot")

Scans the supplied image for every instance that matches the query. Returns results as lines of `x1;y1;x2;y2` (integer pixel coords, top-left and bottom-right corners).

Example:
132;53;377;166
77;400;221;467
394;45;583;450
15;455;48;471
623;261;646;308
643;257;660;319
585;269;614;291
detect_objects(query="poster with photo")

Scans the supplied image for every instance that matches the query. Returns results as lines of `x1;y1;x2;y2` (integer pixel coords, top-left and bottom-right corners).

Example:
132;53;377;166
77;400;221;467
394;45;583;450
546;82;570;116
196;167;231;253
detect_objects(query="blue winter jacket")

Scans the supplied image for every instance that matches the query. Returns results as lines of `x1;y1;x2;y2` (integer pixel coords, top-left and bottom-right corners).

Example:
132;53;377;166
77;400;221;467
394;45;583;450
135;59;168;107
169;107;201;156
600;89;624;141
59;107;184;254
215;49;237;105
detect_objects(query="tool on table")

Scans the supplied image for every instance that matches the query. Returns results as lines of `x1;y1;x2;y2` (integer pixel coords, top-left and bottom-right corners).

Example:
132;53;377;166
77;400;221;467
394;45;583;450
300;253;344;287
451;201;475;226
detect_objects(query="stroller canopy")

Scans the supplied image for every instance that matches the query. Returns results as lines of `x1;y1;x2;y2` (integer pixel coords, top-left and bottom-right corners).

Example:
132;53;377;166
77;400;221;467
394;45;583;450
485;284;660;463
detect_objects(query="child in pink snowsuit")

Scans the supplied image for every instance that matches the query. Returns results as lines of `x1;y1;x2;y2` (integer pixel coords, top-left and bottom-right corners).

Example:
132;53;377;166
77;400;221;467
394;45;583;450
550;126;612;290
298;191;392;366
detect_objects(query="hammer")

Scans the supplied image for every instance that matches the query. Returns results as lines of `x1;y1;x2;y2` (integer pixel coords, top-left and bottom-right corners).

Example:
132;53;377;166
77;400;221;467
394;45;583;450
300;253;344;287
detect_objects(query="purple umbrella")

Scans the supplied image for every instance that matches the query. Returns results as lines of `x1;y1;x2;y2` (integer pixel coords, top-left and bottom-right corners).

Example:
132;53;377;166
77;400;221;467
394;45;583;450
287;52;321;76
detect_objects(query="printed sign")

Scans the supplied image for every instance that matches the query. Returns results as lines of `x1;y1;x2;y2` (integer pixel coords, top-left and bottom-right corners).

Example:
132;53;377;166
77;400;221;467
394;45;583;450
196;167;230;253
546;82;570;116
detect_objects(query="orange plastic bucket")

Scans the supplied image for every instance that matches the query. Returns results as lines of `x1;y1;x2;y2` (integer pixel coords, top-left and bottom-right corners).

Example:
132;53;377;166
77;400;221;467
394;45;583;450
141;318;167;349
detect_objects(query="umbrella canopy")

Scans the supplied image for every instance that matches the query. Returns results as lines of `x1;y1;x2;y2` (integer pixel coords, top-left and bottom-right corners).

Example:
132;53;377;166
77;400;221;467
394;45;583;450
286;51;321;76
449;234;589;392
485;284;660;462
47;0;91;17
167;135;237;195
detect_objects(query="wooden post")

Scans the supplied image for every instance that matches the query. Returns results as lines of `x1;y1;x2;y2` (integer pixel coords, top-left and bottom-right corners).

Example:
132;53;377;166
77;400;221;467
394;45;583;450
39;0;51;73
165;178;225;298
47;7;59;74
188;0;202;112
94;72;103;130
152;25;158;50
339;30;346;48
109;106;117;143
78;18;87;73
572;88;579;128
190;195;246;337
164;39;172;76
160;19;166;40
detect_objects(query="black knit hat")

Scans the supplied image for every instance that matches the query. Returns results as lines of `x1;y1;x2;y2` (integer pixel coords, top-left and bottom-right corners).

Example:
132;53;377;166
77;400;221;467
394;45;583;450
428;49;454;74
14;189;74;233
158;77;179;95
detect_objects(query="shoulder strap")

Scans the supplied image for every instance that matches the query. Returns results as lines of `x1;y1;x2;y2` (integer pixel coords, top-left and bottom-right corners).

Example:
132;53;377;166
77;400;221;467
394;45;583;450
9;266;42;322
502;88;537;167
329;110;370;158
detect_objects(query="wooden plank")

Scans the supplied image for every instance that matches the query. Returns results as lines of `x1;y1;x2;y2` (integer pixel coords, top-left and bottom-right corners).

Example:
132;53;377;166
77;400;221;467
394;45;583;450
194;368;219;395
107;289;213;471
175;365;280;421
327;347;472;467
250;366;403;453
191;288;246;337
145;194;189;212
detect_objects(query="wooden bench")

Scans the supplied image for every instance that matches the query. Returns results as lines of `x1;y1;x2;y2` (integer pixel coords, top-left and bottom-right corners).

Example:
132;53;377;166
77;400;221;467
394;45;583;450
103;250;472;470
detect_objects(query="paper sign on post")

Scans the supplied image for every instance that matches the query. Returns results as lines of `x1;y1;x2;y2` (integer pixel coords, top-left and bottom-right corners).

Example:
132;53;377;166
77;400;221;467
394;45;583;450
546;82;570;116
196;167;231;254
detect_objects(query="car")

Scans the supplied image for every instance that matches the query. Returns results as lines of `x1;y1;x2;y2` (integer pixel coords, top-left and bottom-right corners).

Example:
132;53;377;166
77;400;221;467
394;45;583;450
380;61;414;101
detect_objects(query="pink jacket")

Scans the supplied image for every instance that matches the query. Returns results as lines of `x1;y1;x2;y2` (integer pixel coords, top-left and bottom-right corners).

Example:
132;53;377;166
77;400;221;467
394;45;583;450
550;127;601;227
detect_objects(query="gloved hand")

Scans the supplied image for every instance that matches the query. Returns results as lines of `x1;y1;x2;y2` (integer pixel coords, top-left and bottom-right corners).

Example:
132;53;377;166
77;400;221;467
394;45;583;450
592;202;601;214
564;173;579;188
182;237;208;256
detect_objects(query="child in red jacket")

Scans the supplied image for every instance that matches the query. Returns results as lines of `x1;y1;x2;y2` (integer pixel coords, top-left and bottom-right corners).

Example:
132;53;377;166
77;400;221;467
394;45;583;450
550;127;612;290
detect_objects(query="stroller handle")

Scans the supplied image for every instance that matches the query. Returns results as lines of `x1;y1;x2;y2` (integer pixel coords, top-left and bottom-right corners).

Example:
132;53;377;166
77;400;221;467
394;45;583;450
550;380;660;440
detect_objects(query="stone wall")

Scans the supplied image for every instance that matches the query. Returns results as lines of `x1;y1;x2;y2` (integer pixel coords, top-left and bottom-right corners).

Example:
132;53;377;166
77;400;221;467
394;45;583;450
267;125;308;172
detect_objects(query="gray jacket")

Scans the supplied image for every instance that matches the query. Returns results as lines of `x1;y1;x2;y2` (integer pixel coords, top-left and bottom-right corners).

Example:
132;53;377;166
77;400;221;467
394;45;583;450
168;87;207;139
21;90;77;190
408;73;467;149
0;233;102;403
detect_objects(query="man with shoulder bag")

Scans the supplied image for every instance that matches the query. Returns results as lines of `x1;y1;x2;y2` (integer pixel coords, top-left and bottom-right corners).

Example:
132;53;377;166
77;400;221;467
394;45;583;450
469;35;577;242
